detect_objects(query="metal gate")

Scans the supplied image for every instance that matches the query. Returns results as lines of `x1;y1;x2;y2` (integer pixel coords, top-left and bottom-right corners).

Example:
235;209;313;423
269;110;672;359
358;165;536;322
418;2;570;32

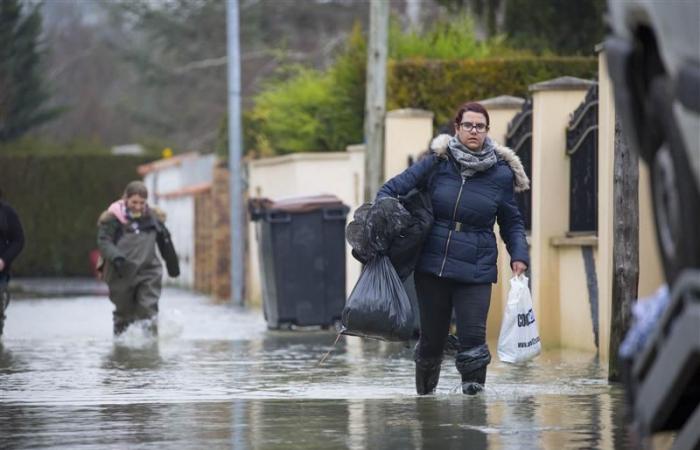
566;85;598;233
505;98;533;231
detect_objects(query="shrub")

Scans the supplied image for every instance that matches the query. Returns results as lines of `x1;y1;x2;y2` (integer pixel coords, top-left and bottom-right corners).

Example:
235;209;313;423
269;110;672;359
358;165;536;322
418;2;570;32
245;23;366;155
388;57;597;127
246;15;597;155
0;154;154;276
388;15;525;60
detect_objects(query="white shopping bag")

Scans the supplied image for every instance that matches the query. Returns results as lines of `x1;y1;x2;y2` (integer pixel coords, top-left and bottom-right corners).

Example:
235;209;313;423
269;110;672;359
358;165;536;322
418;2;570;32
497;275;541;363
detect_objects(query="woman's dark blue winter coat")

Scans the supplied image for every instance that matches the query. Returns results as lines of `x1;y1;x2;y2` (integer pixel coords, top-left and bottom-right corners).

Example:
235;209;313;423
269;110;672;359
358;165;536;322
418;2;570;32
377;138;529;284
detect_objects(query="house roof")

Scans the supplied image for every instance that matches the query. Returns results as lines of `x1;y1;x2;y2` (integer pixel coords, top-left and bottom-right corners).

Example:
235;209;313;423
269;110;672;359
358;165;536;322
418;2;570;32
137;152;200;176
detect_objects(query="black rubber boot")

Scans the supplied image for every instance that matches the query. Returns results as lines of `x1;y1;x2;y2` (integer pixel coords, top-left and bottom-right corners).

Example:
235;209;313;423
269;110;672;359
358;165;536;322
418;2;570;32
456;344;491;396
415;357;442;395
461;367;487;395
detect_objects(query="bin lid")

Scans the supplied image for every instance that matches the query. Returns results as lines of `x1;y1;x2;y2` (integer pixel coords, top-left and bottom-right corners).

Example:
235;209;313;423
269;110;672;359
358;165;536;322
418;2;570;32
250;194;346;213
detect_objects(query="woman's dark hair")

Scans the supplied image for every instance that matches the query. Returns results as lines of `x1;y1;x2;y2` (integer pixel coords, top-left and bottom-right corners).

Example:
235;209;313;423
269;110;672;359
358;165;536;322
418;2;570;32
123;180;148;199
453;102;490;126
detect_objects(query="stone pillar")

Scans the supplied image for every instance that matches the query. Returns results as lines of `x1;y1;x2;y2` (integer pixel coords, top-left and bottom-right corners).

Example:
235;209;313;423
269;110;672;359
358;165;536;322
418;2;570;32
383;108;433;180
479;95;525;145
530;76;596;348
597;48;616;361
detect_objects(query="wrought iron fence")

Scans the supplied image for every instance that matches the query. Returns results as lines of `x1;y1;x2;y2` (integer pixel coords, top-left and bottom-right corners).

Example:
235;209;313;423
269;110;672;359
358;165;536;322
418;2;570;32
566;85;599;233
505;98;533;231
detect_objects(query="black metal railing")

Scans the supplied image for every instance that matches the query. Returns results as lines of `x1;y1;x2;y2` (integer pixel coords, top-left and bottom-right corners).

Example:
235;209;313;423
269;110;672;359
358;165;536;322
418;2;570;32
505;98;533;231
566;85;599;233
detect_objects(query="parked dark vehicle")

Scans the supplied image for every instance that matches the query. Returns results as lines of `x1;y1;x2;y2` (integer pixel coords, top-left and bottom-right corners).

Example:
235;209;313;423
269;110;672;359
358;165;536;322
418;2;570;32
0;188;25;337
606;1;700;448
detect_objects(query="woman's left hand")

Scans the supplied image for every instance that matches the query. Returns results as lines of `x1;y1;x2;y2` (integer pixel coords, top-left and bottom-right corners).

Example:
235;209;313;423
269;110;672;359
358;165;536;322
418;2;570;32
511;261;527;276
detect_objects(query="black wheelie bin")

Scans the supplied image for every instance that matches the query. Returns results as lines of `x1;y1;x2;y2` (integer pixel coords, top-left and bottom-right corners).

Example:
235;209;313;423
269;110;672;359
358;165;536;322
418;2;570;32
250;195;349;330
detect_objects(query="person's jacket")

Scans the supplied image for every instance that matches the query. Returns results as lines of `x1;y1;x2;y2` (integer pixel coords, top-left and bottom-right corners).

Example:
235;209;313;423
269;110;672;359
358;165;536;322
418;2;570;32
97;205;179;278
377;134;530;284
0;201;25;274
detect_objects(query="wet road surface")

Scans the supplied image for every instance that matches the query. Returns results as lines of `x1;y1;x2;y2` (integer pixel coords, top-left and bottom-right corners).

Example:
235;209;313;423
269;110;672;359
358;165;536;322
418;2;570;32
0;284;630;449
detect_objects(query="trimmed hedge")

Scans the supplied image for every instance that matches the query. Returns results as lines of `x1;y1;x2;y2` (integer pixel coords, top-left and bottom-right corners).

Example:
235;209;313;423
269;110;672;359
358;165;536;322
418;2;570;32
0;154;153;277
388;57;597;127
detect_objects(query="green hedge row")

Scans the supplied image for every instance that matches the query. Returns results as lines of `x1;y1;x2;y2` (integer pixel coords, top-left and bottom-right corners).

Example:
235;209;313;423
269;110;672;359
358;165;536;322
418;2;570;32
388;57;597;127
0;154;153;277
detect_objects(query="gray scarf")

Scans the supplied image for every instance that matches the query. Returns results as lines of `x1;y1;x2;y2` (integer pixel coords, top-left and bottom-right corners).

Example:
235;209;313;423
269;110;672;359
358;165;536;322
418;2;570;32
448;135;498;178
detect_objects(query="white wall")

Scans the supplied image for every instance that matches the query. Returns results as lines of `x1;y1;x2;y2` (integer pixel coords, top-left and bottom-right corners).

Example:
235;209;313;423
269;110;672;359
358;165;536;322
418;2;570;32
140;153;216;290
157;195;195;288
246;147;365;303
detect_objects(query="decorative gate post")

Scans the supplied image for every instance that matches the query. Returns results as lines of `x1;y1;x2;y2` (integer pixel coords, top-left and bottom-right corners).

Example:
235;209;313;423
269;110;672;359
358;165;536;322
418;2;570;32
529;76;596;348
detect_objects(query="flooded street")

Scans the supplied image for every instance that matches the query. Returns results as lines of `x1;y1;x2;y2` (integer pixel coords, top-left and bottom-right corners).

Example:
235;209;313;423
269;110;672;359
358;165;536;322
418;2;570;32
1;282;630;449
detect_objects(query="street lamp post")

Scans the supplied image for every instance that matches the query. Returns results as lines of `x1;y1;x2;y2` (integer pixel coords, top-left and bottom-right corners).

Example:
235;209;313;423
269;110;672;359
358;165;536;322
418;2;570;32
226;0;244;306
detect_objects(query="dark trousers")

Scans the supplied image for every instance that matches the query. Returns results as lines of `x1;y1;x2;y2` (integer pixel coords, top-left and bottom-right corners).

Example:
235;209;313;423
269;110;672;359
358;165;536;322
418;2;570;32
414;271;492;360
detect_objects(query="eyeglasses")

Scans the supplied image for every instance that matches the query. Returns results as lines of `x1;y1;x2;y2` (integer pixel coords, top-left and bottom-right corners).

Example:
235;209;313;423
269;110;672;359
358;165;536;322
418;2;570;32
459;121;488;133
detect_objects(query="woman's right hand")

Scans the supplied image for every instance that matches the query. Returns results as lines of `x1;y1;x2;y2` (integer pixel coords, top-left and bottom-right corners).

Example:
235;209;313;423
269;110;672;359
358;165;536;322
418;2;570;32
511;261;527;276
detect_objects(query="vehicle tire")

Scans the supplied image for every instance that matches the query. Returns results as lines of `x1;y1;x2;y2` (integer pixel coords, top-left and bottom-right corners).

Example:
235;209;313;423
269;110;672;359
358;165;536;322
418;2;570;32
647;77;700;285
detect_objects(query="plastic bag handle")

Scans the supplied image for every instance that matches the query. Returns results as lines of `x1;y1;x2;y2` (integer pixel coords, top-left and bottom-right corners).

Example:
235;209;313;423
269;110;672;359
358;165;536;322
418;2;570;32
507;274;530;305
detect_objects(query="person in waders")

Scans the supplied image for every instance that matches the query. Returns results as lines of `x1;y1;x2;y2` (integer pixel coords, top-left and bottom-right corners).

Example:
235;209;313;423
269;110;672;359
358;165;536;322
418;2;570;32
377;102;530;395
97;181;178;336
0;188;25;337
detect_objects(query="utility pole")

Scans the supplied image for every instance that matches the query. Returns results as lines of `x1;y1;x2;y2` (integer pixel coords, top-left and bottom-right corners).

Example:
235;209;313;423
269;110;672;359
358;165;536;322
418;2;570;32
609;115;639;381
364;0;389;201
226;0;244;307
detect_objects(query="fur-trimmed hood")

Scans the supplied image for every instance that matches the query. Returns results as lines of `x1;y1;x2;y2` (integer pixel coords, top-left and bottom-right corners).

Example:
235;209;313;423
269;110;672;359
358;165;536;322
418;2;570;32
429;134;530;192
98;202;166;225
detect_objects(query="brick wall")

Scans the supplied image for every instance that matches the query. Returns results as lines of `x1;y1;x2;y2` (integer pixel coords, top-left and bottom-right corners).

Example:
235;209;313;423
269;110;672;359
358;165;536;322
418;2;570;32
192;164;253;305
194;189;214;294
211;165;232;302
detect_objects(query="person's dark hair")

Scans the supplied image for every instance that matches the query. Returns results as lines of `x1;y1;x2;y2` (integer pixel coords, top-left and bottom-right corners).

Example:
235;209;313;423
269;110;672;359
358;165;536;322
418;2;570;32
124;180;148;199
453;102;490;126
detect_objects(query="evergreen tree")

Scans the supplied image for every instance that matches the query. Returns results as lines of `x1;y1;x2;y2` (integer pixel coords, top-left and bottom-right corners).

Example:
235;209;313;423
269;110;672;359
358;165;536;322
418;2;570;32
0;0;57;142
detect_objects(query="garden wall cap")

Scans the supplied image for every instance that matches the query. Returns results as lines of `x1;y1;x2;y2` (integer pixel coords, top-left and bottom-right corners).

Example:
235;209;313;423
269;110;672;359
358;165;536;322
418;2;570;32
478;95;526;109
529;76;597;92
386;108;434;118
346;144;365;153
249;151;351;167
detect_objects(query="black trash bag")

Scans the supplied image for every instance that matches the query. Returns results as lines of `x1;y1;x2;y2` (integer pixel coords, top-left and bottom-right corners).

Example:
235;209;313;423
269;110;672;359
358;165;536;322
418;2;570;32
390;188;434;280
346;197;413;262
455;344;492;374
347;196;429;280
341;255;415;341
346;203;374;263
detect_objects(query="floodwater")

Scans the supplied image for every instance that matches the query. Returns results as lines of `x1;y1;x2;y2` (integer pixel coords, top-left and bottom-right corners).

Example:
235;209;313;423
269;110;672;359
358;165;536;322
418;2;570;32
0;282;631;449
